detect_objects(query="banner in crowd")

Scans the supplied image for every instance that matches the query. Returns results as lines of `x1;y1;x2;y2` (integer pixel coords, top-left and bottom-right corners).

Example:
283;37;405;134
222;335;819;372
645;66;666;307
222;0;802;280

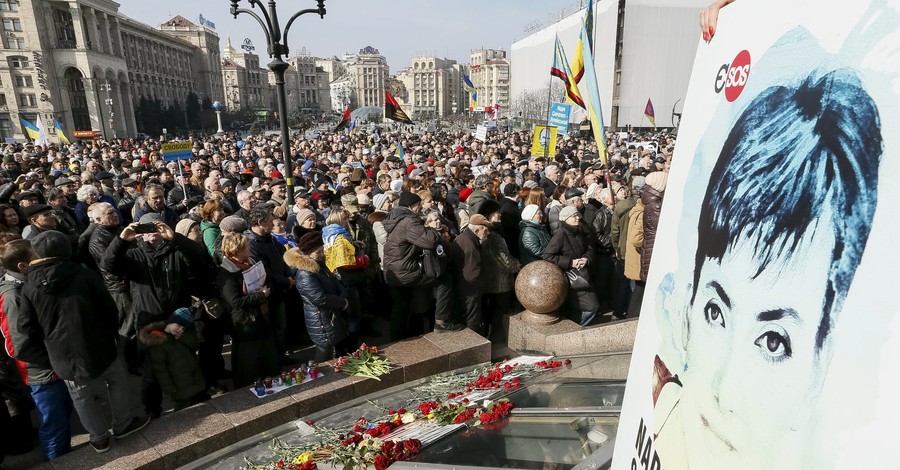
613;1;900;469
547;103;572;135
530;125;557;158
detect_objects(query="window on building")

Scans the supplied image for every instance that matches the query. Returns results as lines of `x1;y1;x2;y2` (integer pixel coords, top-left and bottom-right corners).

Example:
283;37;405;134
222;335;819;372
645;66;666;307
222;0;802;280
18;93;36;107
5;36;24;49
0;117;11;140
9;56;28;68
0;94;6;107
2;18;22;32
14;75;31;87
0;0;19;12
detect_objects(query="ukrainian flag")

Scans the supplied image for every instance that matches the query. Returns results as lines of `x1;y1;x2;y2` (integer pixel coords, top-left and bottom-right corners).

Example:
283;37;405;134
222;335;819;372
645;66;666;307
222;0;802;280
462;74;477;109
21;118;40;141
54;119;71;145
579;20;608;160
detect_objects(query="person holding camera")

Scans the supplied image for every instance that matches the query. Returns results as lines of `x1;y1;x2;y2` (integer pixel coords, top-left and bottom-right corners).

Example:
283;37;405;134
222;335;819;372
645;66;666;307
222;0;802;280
102;215;205;418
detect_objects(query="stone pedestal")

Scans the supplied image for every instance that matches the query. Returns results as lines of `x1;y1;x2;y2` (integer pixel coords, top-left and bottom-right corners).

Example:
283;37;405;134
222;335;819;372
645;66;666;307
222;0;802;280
514;260;567;324
507;314;639;355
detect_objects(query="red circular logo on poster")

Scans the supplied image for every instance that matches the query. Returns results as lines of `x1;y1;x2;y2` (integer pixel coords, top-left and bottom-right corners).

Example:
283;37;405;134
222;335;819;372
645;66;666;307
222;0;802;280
724;50;751;102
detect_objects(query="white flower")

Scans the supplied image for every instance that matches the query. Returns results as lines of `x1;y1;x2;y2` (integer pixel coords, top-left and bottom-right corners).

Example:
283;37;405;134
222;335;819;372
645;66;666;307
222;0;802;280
401;412;416;424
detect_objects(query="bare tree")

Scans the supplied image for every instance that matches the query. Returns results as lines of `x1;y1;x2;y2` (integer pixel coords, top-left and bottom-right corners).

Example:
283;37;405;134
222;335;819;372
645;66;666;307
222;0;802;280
510;81;566;126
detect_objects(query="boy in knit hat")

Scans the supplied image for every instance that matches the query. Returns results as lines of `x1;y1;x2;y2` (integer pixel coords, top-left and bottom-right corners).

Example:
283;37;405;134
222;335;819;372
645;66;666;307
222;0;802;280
138;307;208;411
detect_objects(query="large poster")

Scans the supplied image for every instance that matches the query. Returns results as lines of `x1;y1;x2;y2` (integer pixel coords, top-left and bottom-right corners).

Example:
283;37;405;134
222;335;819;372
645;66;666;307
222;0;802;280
613;1;900;469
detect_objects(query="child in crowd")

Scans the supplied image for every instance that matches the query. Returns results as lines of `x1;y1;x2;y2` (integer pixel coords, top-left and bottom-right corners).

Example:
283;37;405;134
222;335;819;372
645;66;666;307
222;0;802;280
139;307;209;411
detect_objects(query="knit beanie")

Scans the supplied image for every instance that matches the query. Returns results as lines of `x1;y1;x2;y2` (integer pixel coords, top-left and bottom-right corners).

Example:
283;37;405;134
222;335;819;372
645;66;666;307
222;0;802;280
521;204;540;222
398;191;421;208
372;193;389;211
646;172;668;193
168;307;194;328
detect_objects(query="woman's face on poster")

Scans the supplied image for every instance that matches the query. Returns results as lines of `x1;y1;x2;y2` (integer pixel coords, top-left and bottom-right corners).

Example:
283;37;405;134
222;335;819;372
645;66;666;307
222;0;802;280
680;224;834;468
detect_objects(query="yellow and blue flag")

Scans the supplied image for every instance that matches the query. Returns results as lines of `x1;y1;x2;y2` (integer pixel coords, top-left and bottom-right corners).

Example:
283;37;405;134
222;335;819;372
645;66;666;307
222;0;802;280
53;119;71;144
21;118;40;141
579;20;607;161
571;0;594;84
462;74;477;109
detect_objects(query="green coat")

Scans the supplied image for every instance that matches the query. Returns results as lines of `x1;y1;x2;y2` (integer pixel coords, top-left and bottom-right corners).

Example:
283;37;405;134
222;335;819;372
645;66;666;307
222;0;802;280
138;322;206;402
518;220;551;265
200;220;221;259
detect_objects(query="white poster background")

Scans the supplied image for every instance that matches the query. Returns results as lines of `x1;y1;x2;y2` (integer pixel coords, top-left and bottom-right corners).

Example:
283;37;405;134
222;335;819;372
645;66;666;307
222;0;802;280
613;1;900;469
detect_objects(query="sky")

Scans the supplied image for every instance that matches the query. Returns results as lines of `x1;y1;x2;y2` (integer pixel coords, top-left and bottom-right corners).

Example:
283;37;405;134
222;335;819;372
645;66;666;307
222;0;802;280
118;0;590;74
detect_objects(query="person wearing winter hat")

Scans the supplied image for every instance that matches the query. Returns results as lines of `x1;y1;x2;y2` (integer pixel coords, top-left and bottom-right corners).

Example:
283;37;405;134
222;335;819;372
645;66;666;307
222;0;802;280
291;208;318;240
283;232;350;362
543;196;599;327
639;169;667;284
449;212;491;336
645;171;668;194
220;215;249;234
19;230;150;453
22;204;58;240
397;191;421;209
518;204;551;265
139;306;208;411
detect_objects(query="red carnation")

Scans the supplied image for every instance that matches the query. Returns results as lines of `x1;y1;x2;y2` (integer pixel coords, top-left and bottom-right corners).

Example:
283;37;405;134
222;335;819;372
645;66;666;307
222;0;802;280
381;440;395;454
373;455;393;470
403;438;422;453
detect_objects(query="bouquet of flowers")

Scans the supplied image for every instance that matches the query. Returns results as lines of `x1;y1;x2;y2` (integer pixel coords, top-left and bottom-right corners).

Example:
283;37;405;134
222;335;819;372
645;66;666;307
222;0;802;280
334;343;393;381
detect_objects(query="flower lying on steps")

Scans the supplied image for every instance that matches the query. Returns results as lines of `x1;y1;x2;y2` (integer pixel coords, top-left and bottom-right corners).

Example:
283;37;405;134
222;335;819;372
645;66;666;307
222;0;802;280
333;343;392;379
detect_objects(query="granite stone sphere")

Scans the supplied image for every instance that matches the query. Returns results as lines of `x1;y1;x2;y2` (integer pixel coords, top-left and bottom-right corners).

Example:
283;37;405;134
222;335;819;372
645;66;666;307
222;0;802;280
515;260;568;314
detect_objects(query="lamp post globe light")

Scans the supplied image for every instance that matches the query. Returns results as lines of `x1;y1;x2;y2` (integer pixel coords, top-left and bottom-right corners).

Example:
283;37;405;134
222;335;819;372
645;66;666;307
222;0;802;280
212;100;225;134
230;0;327;202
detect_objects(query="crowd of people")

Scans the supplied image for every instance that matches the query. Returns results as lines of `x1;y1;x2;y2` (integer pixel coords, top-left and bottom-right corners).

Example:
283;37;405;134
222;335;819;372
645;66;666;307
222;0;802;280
0;124;671;462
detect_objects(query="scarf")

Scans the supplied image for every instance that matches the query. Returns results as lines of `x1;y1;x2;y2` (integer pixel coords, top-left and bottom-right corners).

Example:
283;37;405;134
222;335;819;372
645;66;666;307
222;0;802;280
322;223;356;272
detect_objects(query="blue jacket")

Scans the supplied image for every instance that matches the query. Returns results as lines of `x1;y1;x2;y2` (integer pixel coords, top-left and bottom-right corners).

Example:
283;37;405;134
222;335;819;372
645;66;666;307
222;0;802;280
283;248;347;349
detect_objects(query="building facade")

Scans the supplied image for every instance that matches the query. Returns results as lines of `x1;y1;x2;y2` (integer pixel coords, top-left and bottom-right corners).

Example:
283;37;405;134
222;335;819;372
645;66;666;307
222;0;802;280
409;56;463;119
0;0;222;141
221;37;272;115
329;75;352;112
315;57;345;84
157;15;223;104
345;46;388;108
275;54;331;114
468;49;509;111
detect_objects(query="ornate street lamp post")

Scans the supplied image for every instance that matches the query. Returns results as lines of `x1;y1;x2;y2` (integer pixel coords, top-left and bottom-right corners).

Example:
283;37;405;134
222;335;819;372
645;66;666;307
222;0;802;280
230;0;326;202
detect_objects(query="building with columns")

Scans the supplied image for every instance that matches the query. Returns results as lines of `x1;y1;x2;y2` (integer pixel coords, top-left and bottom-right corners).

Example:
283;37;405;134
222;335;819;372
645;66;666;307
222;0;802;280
0;0;220;142
273;54;331;114
157;15;223;104
408;56;465;119
468;48;510;110
345;46;388;109
221;37;272;115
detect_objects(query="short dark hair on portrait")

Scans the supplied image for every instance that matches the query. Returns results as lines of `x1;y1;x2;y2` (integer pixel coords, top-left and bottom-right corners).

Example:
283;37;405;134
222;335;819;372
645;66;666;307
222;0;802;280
692;68;882;350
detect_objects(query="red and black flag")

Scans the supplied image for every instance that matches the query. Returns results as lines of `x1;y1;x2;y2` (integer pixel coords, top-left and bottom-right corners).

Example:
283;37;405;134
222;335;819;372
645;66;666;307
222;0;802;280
334;106;352;132
384;91;413;124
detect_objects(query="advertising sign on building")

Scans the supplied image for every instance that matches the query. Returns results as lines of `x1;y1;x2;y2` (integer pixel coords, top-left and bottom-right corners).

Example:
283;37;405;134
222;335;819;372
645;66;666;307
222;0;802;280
613;2;900;469
530;125;557;158
547;102;571;134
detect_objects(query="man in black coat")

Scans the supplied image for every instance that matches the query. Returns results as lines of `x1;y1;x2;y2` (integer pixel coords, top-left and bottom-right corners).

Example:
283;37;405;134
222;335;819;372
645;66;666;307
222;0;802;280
102;214;201;417
246;206;294;362
88;201;137;369
582;188;616;314
448;214;490;336
497;183;522;258
382;191;460;340
16;231;149;452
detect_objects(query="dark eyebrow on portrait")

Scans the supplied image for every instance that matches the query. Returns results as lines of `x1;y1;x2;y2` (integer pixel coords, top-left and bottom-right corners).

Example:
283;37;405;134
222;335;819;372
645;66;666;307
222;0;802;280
757;308;801;323
707;281;732;309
